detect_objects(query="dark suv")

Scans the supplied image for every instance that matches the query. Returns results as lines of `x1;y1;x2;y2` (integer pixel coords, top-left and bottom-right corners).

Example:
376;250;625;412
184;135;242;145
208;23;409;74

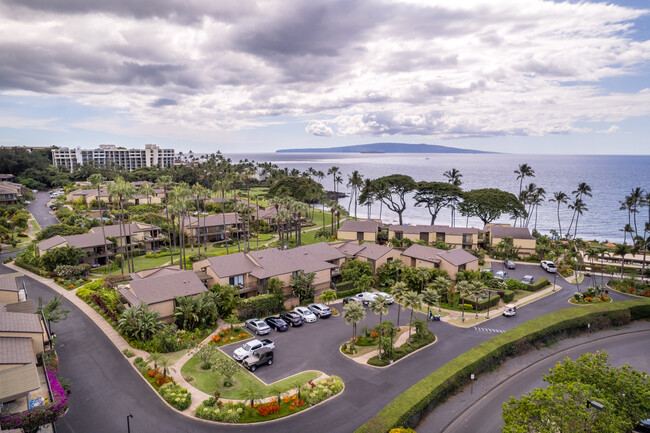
265;316;289;332
280;311;303;327
242;347;274;372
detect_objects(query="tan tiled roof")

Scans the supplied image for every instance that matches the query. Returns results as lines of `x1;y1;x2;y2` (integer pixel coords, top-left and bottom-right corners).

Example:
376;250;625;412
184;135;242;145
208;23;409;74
0;337;36;365
5;300;37;314
388;224;479;235
338;220;381;233
401;244;444;263
437;248;478;267
186;213;241;228
248;247;336;279
486;226;535;240
206;253;257;278
0;276;19;293
294;243;346;262
92;223;160;238
127;270;207;305
0;311;42;333
61;232;113;249
0;363;41;401
36;235;68;251
335;242;366;257
356;243;395;261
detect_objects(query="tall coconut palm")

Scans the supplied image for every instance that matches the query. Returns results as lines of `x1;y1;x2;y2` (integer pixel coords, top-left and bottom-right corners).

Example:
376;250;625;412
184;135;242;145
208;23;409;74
327;166;340;199
514;164;535;226
550;191;568;239
275;209;292;249
359;178;375;220
431;276;452;314
627;187;644;238
213;179;232;254
170;184;191;269
347;170;364;220
456;280;472;323
191;183;208;258
619;195;635;244
293;201;309;246
585;248;601;286
401;291;423;343
157;175;174;264
568;198;589;239
443;168;463;226
467;282;486;319
613;243;632;280
369;295;390;359
422;286;440;320
139;183;156;211
88;173;111;275
567;182;592;237
235;202;252;252
343;302;365;354
416;267;430;292
391;281;409;329
108;178;135;274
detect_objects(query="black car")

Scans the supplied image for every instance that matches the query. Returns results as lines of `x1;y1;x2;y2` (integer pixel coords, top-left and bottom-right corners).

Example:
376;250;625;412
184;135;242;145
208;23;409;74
265;316;289;332
279;312;303;327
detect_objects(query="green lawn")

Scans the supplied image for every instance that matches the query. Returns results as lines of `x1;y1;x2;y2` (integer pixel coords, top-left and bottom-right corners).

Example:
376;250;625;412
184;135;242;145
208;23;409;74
159;349;189;366
132;254;172;271
30;218;41;233
181;350;320;399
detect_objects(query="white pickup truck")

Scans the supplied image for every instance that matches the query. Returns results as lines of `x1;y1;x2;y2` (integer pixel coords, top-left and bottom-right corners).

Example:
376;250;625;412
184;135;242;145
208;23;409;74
233;338;275;361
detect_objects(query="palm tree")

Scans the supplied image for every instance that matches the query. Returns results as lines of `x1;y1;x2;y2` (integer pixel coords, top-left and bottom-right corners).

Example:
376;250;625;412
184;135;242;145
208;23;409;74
213;179;232;254
585;248;601;286
359;178;375;220
139;183;156;212
347;170;364;220
148;352;162;370
567;182;592;237
467;282;486;319
550;191;568;239
191;183;209;258
236;202;252;252
401;291;423;343
369;295;389;359
170;184;191;269
416;267;430;292
327;166;340;199
431;276;451;314
628;187;644;238
613;243;632;280
274;209;292;249
443;168;463;226
88;173;111;275
343;302;366;354
391;281;409;329
514;164;535;227
242;385;258;408
456;280;472;323
157;175;174;263
159;358;170;378
422;286;440;321
108;178;136;274
318;289;337;306
568;198;588;239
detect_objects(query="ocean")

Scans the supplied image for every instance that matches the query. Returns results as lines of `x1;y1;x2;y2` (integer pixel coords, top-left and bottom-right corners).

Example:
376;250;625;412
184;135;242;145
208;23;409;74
223;153;650;243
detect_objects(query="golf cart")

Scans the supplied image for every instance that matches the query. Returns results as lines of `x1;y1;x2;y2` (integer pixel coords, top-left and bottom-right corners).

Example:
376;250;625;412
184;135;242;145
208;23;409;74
503;304;516;317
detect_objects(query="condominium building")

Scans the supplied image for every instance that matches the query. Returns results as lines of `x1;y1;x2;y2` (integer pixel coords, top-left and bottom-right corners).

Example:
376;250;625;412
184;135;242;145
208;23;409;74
52;144;175;172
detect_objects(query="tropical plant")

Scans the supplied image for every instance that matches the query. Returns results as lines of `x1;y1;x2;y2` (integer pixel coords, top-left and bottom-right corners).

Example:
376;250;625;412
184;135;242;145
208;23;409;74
443;168;463;227
466;282;487;319
391;281;409;328
369;295;390;359
343;301;366;353
422;287;440;320
549;191;569;239
38;295;70;327
118;302;164;341
414;181;463;225
613;243;632;280
318;289;337;306
456;280;472;322
88;173;111;275
401;291;423;343
290;270;316;302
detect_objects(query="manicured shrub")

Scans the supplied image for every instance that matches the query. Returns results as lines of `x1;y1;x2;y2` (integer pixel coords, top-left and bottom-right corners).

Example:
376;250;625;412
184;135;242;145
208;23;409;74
236;294;284;320
159;383;191;411
528;277;550;291
355;299;650;433
501;290;515;303
195;401;245;422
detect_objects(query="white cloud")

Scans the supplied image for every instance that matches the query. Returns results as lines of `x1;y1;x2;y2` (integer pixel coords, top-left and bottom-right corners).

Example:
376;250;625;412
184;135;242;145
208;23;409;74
305;120;334;136
601;125;622;134
0;0;649;141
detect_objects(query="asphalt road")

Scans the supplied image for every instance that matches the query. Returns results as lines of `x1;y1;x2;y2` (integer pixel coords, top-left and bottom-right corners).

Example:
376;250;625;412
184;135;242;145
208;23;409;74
12;191;643;432
417;326;650;433
27;191;60;228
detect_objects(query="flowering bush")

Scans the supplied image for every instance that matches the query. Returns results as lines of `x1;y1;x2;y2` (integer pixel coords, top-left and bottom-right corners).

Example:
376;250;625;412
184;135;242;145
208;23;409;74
302;376;344;406
195;400;245;422
0;366;69;431
256;399;281;416
211;334;220;343
584;297;593;303
159;383;191;411
370;331;379;339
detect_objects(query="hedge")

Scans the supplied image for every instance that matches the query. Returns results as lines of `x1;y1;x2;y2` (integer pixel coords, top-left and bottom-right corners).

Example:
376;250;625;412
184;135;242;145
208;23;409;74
501;290;515;303
355;299;650;433
505;277;550;292
237;294;284;320
528;277;550;292
459;293;501;311
337;287;362;299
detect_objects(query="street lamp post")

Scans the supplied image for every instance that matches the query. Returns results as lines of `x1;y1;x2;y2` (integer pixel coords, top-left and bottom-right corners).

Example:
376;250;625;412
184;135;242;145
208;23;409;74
585;400;603;432
486;290;492;318
127;413;133;433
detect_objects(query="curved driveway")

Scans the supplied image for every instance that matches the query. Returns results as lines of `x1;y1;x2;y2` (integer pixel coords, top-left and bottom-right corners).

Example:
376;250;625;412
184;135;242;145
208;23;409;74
14;191;644;432
418;325;650;433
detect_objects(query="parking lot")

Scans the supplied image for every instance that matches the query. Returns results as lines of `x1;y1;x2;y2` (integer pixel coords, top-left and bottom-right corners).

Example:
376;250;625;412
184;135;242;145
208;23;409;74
483;260;560;286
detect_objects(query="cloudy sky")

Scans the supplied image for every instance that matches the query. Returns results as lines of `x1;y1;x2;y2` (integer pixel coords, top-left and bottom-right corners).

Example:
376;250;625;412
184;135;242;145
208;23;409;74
1;0;649;154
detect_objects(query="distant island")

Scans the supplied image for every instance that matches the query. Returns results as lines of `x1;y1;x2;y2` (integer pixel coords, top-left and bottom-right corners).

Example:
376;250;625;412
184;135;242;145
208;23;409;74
276;142;495;154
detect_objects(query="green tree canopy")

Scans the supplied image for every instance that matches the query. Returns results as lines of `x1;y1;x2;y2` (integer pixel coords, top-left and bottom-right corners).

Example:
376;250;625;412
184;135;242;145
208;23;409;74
502;351;650;433
40;246;85;272
290;270;316;302
341;259;374;282
268;176;325;202
36;224;88;241
370;174;417;225
458;188;526;226
414;181;463;225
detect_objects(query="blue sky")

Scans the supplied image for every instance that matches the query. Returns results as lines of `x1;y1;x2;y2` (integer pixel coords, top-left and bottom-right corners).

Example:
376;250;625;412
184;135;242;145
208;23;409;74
1;0;649;154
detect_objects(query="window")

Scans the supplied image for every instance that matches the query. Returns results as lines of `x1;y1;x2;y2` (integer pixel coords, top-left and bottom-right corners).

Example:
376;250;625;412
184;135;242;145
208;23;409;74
463;234;472;244
395;231;403;240
436;233;445;242
229;275;244;286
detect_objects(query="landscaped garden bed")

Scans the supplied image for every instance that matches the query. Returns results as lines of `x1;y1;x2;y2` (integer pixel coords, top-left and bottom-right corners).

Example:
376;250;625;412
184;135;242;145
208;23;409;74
608;278;650;297
181;349;321;399
133;357;192;411
210;327;252;347
194;375;344;423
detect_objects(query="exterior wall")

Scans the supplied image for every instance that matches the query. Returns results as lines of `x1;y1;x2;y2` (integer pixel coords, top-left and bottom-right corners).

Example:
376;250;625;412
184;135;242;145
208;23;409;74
372;249;403;271
400;255;439;269
0;291;20;304
149;301;175;322
38;241;68;256
438;259;479;280
492;236;536;256
337;231;359;241
0;363;26;372
0;332;43;355
362;232;377;242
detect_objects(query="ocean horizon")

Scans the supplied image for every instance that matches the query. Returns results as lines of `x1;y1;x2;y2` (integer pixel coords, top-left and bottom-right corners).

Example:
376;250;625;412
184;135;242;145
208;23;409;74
222;152;650;244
